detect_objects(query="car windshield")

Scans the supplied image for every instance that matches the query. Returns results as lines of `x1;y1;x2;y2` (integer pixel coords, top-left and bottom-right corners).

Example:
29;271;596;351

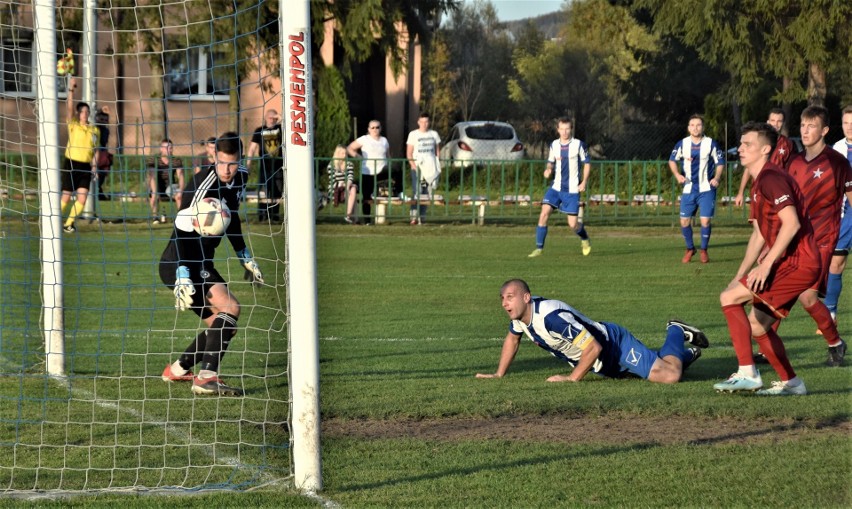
464;124;515;140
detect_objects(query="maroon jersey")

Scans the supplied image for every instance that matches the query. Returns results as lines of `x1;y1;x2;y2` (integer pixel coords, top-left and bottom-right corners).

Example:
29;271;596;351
749;162;820;268
771;134;794;168
786;145;852;248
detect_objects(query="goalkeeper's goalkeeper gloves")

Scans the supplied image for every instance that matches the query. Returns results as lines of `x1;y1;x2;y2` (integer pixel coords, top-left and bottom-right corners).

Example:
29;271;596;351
237;248;264;285
174;266;195;311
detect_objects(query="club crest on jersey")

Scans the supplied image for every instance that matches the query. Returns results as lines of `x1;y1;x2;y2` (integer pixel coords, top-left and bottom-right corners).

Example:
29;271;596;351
812;168;823;179
626;348;641;366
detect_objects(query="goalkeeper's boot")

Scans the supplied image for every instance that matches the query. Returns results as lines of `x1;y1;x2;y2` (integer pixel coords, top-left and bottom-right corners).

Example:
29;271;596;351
667;320;709;348
756;379;807;396
162;364;194;382
191;375;244;396
713;373;763;393
528;248;543;258
581;239;591;256
63;224;76;234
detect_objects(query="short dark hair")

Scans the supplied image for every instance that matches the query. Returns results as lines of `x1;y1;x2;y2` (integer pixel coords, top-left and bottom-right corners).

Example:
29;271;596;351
419;112;430;120
741;121;778;153
689;113;704;123
842;105;852;116
501;278;531;295
216;131;241;157
160;138;172;145
801;105;830;128
768;107;785;120
76;102;89;114
557;116;573;127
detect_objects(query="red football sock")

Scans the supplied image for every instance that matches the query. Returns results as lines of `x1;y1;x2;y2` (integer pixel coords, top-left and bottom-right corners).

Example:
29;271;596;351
722;304;754;366
804;301;840;345
753;331;796;381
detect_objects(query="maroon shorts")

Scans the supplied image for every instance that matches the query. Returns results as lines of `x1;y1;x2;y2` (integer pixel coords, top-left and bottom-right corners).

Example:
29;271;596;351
741;259;821;319
808;245;833;296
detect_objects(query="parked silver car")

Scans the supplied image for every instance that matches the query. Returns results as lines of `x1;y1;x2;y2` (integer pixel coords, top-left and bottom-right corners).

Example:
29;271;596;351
440;121;524;168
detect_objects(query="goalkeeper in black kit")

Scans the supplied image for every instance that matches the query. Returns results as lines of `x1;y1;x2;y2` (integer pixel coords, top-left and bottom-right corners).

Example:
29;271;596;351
159;132;264;396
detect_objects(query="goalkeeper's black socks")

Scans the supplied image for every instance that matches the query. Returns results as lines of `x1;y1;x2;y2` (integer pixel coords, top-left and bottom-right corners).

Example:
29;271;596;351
199;312;239;373
178;330;207;371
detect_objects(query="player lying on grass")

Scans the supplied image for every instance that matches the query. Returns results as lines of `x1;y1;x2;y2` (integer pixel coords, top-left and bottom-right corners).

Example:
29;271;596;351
159;132;264;396
475;279;708;383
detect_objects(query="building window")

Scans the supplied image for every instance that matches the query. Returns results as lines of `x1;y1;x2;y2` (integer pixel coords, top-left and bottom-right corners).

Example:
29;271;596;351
1;37;34;96
165;42;229;99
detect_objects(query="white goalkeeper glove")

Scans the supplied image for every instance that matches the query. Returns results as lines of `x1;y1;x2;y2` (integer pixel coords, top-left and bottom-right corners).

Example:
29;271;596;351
174;266;195;311
237;248;264;285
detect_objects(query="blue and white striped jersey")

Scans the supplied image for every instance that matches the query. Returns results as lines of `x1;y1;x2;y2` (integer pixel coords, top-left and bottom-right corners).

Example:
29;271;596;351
832;138;852;216
547;138;590;193
669;136;725;194
509;297;624;378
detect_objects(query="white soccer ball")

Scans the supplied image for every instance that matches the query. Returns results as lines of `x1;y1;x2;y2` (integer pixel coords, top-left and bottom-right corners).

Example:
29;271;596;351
191;197;231;237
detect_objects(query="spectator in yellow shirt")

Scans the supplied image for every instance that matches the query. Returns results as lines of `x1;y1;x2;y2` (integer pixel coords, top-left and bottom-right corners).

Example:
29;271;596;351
60;76;100;233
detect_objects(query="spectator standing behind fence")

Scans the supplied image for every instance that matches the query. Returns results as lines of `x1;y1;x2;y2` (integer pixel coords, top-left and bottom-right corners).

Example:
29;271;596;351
60;77;100;234
194;136;217;175
326;145;359;224
148;139;185;224
734;108;795;207
93;106;113;202
668;114;726;264
347;120;390;222
406;113;441;225
824;106;852;332
528;117;592;258
247;110;284;223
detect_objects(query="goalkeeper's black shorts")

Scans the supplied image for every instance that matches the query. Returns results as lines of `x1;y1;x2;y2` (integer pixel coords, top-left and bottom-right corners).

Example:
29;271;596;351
159;257;225;319
62;159;93;192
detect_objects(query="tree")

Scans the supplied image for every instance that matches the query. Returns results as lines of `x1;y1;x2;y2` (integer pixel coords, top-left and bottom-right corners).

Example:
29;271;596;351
310;0;461;78
421;34;458;137
635;0;851;107
315;65;351;159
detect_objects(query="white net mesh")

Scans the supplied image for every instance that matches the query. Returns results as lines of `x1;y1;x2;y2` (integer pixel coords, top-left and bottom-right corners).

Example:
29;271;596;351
0;0;290;493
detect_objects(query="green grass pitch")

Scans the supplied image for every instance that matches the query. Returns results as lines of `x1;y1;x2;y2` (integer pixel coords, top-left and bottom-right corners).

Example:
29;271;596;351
0;220;849;507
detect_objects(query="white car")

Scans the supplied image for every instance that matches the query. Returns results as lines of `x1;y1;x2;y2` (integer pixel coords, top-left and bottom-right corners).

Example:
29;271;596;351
440;121;524;168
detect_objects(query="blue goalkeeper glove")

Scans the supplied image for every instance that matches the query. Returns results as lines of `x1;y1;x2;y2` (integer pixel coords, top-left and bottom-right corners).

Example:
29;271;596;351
174;266;195;311
237;248;264;285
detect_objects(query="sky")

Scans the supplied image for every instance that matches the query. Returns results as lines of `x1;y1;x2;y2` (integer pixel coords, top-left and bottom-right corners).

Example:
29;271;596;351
472;0;566;21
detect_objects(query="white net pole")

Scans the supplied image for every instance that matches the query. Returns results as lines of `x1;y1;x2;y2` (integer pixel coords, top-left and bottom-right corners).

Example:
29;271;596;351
35;0;65;377
81;0;97;218
282;0;322;492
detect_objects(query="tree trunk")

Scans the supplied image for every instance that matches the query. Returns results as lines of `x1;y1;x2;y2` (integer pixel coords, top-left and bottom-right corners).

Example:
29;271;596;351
147;56;167;148
807;62;826;107
781;76;792;136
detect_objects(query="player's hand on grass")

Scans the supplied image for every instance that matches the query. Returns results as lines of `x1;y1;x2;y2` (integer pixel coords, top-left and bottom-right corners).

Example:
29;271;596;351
475;373;501;379
174;266;195;311
546;374;577;383
237;248;264;285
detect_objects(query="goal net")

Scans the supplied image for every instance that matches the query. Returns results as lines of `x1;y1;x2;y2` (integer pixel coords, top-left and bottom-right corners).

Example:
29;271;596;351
0;0;318;495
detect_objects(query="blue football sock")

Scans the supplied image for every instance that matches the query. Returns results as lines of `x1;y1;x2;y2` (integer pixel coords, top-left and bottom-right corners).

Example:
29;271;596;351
659;324;689;362
681;226;694;250
535;226;548;249
576;224;589;241
824;272;843;316
700;225;711;250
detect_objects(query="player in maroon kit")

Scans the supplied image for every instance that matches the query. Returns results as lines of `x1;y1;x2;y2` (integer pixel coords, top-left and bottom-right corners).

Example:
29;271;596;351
714;122;821;395
786;106;851;367
734;107;796;207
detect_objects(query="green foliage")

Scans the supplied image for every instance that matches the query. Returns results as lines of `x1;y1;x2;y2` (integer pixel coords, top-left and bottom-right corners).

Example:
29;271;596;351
315;65;352;159
311;0;462;78
421;34;458;137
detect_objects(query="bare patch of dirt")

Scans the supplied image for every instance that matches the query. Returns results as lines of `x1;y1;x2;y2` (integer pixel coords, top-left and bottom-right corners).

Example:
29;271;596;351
323;414;850;446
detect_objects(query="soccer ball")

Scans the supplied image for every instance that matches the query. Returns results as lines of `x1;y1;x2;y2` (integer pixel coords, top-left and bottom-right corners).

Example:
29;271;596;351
191;197;231;237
